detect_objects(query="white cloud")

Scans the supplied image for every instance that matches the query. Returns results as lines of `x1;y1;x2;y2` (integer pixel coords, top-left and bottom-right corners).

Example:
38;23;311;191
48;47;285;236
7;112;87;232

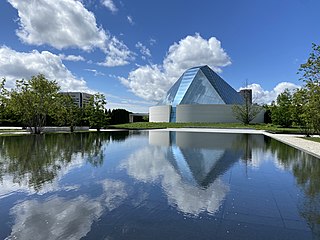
135;42;151;59
59;54;85;62
98;37;135;67
105;93;154;112
8;0;107;51
0;46;91;92
127;15;134;25
85;68;105;76
119;65;167;101
120;33;231;101
241;82;300;104
101;0;118;13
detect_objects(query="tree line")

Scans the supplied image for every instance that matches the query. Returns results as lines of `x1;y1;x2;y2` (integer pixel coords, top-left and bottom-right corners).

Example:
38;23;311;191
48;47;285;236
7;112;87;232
0;74;132;134
232;43;320;136
267;43;320;135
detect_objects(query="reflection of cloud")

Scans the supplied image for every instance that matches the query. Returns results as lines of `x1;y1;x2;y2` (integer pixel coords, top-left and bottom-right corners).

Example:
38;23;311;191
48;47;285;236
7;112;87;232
121;146;229;216
101;179;128;211
6;196;103;240
0;153;85;199
6;179;128;240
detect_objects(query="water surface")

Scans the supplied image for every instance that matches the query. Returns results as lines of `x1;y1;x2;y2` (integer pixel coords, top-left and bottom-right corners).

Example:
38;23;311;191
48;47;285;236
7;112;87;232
0;131;320;240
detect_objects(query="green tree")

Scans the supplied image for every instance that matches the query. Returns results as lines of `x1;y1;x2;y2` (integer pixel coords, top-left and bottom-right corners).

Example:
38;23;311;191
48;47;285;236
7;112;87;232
0;78;7;123
232;94;262;124
85;93;109;131
270;89;294;127
8;74;61;134
298;43;320;133
292;88;313;136
109;108;130;124
52;94;81;132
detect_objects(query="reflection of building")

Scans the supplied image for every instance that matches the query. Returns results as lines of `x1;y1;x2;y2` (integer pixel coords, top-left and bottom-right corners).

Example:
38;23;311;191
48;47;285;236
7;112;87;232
149;131;244;187
149;65;264;123
60;92;93;108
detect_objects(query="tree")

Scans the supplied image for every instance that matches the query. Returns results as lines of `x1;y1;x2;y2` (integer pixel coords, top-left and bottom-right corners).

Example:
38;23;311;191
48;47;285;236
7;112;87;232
291;88;313;136
85;93;109;131
0;78;7;123
298;43;320;134
52;94;81;132
8;74;61;134
232;92;262;124
270;89;294;127
109;109;130;124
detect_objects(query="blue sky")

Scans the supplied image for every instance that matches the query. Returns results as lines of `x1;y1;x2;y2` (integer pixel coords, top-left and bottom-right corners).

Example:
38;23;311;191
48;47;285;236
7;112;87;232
0;0;319;112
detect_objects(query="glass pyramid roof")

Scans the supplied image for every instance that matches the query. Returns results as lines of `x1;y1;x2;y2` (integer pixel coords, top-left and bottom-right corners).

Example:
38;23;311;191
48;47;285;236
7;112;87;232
159;65;244;106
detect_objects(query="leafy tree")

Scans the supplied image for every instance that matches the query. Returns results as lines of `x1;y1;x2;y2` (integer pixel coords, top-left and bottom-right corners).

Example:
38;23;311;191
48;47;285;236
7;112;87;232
292;88;313;136
85;93;109;131
8;74;61;134
0;78;7;123
52;94;81;132
270;89;294;127
232;93;262;124
298;43;320;133
109;108;130;124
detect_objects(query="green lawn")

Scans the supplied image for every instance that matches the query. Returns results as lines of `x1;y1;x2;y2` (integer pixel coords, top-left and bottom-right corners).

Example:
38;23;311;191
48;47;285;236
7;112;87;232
108;122;304;134
302;137;320;143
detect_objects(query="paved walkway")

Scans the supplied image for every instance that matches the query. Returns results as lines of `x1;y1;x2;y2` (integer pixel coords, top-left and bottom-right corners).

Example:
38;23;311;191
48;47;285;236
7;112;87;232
151;128;320;158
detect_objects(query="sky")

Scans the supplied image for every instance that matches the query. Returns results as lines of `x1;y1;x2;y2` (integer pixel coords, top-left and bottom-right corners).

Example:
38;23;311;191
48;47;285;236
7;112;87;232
0;0;319;112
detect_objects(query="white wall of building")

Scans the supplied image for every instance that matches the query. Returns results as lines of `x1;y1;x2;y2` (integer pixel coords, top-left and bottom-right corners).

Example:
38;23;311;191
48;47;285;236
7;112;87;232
149;104;265;123
149;105;171;122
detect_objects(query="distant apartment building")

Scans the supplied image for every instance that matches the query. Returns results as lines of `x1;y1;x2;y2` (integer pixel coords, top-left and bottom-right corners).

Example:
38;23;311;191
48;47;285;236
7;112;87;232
60;92;93;108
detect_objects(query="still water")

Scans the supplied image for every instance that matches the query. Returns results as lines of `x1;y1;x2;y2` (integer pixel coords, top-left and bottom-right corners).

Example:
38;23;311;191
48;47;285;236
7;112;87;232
0;131;320;240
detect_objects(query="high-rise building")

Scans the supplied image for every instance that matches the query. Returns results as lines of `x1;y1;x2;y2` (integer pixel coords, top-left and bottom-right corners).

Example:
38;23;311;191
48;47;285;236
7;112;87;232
59;92;93;108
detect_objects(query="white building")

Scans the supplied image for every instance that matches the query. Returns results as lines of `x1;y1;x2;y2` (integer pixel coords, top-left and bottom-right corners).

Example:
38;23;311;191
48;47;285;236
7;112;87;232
149;65;264;123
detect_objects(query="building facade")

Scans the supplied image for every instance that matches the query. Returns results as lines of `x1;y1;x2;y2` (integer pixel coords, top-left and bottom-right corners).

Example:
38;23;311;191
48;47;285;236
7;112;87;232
149;65;264;123
60;92;93;108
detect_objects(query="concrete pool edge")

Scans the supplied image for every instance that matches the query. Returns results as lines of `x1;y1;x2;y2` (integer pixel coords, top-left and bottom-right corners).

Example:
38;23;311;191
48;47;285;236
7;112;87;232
149;128;320;159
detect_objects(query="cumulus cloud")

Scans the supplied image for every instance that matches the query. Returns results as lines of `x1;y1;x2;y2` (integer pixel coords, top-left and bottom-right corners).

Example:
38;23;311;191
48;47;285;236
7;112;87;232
119;65;167;101
242;82;300;104
59;54;85;62
99;37;135;67
0;46;91;91
8;0;107;51
135;42;151;60
101;0;118;13
120;33;231;101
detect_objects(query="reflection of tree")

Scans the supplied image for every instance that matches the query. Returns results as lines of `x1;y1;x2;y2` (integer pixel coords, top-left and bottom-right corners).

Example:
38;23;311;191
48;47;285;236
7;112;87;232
231;134;266;163
0;131;130;191
265;137;320;236
264;137;299;168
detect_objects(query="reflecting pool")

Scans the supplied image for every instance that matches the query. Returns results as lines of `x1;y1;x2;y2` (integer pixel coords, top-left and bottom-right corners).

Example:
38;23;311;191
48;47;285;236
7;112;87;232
0;131;320;239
